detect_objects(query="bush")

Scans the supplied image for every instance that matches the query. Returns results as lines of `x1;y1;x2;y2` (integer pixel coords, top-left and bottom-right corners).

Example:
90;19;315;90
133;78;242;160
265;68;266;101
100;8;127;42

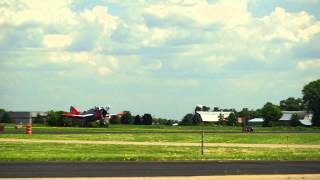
110;115;121;124
180;113;194;125
0;109;12;123
47;110;67;126
120;111;133;124
227;113;237;126
290;113;301;127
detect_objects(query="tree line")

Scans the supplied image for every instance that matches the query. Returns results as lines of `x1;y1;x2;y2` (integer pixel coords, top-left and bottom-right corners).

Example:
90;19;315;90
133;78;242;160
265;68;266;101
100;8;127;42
180;79;320;127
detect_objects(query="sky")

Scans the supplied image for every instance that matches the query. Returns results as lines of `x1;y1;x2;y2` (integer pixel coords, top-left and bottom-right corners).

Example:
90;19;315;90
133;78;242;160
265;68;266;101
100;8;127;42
0;0;320;120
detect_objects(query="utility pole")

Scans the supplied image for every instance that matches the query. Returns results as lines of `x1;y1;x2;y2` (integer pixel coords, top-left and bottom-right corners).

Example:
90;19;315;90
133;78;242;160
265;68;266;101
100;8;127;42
201;130;204;155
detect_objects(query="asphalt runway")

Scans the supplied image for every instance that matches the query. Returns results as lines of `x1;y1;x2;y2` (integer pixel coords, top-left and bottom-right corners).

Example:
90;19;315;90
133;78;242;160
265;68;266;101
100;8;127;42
0;161;320;178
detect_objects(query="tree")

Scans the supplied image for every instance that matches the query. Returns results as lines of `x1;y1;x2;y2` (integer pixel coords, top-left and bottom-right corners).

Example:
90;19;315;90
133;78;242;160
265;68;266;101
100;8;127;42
261;102;282;127
180;113;194;125
109;115;120;124
227;113;237;126
192;113;202;125
302;79;320;126
120;111;133;124
280;97;304;111
0;109;11;123
218;113;225;125
47;110;59;126
142;114;153;125
134;115;142;125
290;113;301;127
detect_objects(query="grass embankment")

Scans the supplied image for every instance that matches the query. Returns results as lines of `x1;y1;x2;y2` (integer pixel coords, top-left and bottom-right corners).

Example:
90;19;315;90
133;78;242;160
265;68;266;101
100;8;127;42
1;142;319;161
1;133;320;144
3;123;320;133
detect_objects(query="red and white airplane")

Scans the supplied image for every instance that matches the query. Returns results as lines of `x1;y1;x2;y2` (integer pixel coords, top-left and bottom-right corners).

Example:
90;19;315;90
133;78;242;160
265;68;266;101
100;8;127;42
62;106;124;127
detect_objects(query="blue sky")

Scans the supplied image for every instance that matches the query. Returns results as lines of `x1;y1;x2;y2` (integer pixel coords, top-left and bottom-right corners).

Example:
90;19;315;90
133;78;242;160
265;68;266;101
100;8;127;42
0;0;319;119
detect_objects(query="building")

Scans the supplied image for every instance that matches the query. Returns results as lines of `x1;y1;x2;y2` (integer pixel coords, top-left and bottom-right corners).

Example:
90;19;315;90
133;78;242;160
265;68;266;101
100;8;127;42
246;111;313;126
8;111;48;125
196;111;232;122
279;111;312;126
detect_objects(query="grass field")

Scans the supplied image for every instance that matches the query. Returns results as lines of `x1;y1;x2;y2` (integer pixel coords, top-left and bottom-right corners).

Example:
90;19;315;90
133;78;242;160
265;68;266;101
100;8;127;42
1;133;320;144
1;124;320;161
1;142;319;161
2;123;320;133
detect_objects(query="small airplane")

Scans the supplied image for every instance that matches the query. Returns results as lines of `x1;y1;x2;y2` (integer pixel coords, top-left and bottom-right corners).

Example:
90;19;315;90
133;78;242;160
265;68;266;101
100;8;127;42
62;106;123;127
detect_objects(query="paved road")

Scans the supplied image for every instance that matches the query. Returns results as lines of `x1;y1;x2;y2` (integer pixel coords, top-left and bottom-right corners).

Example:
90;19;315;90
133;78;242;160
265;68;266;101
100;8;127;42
0;161;320;178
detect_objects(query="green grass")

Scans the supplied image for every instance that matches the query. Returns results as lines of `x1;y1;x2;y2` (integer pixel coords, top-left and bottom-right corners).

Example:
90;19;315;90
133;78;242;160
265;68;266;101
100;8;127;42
2;123;320;133
0;142;319;161
1;133;320;144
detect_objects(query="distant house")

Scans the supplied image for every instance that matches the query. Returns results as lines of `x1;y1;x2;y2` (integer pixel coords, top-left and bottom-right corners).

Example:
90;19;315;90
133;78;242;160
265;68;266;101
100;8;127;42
196;111;232;122
246;111;313;126
8;111;48;125
279;111;312;126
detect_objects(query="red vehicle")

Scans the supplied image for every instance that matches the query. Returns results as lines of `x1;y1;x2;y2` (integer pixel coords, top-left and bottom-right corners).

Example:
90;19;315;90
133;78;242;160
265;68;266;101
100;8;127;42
242;126;254;133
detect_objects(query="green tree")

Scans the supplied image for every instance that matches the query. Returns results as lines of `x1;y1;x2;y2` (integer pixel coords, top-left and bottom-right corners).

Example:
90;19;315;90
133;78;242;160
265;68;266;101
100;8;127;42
227;113;237;126
280;97;304;111
302;79;320;126
120;111;133;124
180;113;194;125
290;113;301;127
47;110;59;126
218;113;226;125
261;102;282;127
0;109;12;123
142;114;153;125
134;115;142;125
192;113;202;125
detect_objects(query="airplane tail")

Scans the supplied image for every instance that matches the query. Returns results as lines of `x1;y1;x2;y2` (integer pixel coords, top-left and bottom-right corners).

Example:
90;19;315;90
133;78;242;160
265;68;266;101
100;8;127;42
70;106;80;115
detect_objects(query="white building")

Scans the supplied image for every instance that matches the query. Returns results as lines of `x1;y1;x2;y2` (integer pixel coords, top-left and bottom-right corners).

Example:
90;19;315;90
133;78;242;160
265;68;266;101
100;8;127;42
279;111;313;126
196;111;232;122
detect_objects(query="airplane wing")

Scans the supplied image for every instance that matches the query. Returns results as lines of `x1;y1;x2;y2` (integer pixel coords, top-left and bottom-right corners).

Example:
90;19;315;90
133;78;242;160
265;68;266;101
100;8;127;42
62;113;94;118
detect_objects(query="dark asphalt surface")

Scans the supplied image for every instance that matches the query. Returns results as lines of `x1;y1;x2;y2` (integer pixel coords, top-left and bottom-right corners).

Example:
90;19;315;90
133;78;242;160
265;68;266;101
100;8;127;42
0;161;320;178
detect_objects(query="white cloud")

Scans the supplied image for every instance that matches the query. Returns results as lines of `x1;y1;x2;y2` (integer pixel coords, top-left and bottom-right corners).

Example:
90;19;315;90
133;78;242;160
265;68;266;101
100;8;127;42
98;66;112;76
80;6;119;35
145;0;251;26
42;34;72;48
142;60;163;71
0;0;76;26
296;59;320;70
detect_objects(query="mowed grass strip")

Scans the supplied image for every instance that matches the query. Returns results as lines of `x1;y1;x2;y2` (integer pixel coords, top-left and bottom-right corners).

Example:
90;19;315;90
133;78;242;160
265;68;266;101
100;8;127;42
1;133;320;144
0;142;319;161
3;124;320;133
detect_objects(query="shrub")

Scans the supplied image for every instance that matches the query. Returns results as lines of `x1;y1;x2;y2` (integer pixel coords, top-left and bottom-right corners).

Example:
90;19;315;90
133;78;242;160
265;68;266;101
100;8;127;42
110;115;121;124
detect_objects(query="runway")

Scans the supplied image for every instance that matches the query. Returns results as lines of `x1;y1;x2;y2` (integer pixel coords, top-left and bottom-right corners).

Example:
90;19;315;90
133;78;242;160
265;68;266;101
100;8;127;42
1;161;320;178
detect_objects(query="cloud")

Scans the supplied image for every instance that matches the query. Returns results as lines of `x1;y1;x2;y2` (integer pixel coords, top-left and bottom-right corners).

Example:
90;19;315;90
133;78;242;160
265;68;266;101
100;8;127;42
98;66;112;76
42;34;72;48
296;59;320;70
142;60;163;71
145;0;251;26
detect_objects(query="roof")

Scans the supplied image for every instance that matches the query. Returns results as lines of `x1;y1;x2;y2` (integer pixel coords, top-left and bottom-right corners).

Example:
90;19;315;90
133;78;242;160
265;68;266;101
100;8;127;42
196;111;232;122
279;111;308;121
299;114;313;126
248;118;264;123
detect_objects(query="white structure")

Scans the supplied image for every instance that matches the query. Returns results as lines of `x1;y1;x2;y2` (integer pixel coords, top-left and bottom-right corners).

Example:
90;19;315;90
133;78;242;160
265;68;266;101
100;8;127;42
248;118;264;123
196;111;232;122
279;111;313;126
